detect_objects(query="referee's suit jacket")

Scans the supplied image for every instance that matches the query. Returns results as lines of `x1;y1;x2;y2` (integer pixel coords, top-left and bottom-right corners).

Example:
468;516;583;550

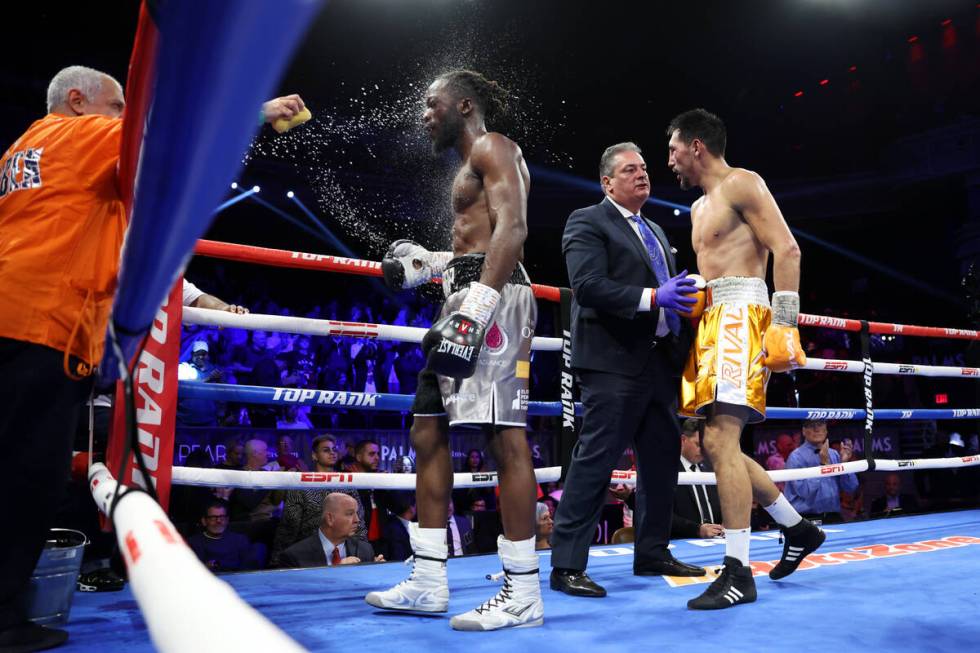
551;196;692;572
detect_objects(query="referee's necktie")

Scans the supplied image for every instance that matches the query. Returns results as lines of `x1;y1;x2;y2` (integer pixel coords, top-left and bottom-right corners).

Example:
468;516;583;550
331;546;341;566
629;215;680;335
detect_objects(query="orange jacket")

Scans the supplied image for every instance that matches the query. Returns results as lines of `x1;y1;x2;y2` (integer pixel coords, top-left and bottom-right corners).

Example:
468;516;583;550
0;113;126;377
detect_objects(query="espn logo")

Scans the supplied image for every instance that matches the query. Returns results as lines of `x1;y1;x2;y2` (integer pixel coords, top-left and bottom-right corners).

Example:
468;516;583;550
823;361;848;370
961;368;980;376
820;464;845;474
611;470;637;481
300;473;353;483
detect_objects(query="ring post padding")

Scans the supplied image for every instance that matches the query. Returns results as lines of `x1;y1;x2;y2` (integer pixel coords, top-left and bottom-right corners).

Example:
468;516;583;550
88;464;305;653
859;320;876;471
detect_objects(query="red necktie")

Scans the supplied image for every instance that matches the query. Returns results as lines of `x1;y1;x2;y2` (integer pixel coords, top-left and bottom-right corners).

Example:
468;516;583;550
368;493;382;540
331;546;341;566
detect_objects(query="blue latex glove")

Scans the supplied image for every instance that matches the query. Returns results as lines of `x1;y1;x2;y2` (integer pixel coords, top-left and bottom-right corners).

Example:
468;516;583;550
653;270;698;312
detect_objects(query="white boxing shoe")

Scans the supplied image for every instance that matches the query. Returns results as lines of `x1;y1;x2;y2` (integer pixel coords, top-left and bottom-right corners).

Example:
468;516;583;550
365;525;449;613
450;535;543;631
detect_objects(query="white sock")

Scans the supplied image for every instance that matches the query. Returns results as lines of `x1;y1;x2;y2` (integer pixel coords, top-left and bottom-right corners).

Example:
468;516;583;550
724;528;751;567
412;525;448;558
763;494;803;528
497;535;538;573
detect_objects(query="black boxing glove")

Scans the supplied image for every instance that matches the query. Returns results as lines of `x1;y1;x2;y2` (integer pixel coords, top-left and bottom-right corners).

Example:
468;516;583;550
381;240;452;290
423;281;500;379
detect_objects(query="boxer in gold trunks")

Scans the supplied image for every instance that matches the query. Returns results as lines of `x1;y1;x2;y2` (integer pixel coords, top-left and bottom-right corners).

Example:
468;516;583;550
667;108;825;609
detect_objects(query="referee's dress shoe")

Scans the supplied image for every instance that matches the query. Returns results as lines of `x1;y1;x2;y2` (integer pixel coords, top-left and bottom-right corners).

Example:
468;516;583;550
634;554;706;577
549;568;607;597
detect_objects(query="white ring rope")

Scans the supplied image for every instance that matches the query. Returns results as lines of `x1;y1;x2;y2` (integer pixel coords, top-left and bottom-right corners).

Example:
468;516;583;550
184;307;980;378
184;306;563;351
88;464;305;653
612;454;980;486
172;466;562;490
171;455;980;490
803;358;980;379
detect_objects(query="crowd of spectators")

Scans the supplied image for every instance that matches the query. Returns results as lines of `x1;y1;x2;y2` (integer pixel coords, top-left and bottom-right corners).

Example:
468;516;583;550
172;435;561;572
169;272;978;575
176;277;561;431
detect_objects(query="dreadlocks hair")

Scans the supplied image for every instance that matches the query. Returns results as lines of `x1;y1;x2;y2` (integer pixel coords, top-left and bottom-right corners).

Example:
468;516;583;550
437;69;510;123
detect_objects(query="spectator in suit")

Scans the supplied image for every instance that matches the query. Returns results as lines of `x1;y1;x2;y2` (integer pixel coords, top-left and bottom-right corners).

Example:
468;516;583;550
279;493;382;568
382;492;416;562
672;419;724;539
611;420;724;540
446;500;476;557
187;500;258;572
270;434;367;566
871;473;920;518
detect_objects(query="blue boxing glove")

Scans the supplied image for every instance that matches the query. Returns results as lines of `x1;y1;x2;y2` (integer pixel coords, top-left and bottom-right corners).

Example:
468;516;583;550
652;269;698;312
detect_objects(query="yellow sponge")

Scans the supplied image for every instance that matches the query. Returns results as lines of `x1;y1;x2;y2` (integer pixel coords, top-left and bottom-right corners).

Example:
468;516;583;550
272;107;312;133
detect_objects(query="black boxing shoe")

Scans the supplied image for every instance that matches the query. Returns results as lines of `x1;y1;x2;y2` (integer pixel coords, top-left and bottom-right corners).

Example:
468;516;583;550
687;557;757;610
77;567;125;592
769;519;826;580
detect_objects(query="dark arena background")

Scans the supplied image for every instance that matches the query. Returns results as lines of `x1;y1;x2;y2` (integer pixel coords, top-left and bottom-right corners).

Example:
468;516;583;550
2;1;980;651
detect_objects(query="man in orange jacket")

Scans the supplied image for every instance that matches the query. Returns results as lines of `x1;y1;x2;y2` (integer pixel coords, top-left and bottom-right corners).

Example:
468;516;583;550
0;64;305;651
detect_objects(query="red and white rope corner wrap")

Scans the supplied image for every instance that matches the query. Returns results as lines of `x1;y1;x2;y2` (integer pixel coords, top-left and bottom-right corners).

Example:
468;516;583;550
88;464;305;653
172;465;562;490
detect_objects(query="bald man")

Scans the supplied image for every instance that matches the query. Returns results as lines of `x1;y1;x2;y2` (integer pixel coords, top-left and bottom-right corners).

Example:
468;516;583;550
0;65;304;651
279;493;382;568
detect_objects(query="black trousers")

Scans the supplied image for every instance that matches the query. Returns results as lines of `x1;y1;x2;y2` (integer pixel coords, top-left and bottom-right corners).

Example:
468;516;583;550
0;338;92;629
551;348;681;571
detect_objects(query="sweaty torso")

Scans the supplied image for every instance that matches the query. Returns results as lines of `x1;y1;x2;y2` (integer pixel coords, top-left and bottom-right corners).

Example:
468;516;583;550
449;138;530;258
691;169;768;281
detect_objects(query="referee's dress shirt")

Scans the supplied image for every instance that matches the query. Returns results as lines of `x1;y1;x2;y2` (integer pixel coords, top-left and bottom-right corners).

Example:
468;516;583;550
605;196;670;337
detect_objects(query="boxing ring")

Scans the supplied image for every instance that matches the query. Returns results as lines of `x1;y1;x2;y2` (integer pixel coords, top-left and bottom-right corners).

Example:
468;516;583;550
66;510;980;652
80;236;980;651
